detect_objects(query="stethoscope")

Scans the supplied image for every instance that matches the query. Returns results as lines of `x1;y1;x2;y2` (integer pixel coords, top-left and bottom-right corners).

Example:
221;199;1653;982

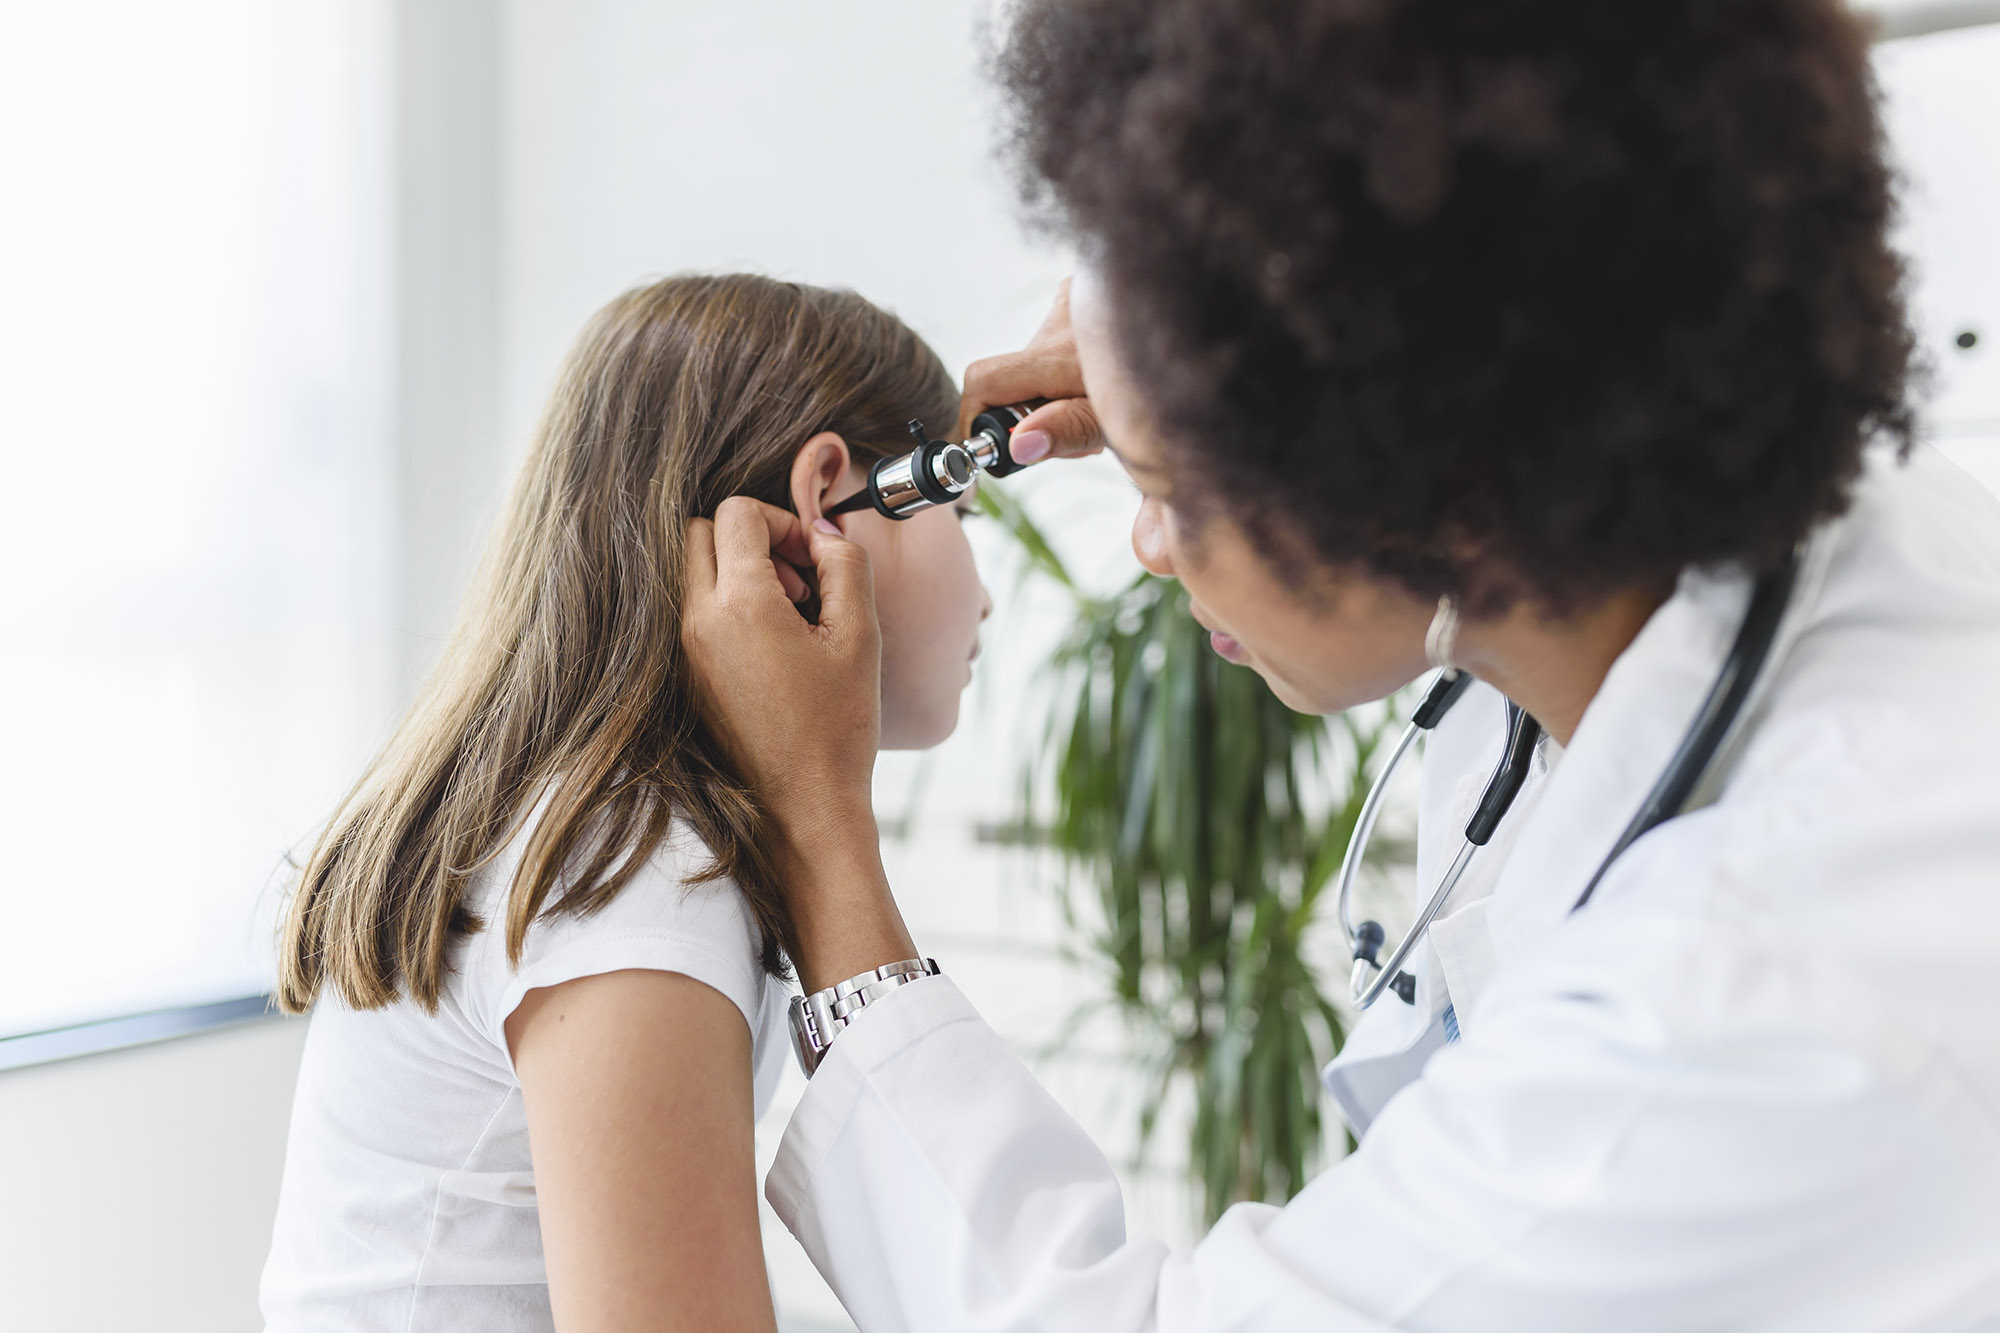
1337;553;1801;1010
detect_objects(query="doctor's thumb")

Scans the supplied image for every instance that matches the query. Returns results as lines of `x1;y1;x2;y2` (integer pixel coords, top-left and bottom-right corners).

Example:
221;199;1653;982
1012;396;1104;464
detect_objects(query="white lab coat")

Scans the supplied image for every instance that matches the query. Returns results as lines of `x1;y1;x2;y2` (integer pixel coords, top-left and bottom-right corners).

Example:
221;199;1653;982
765;446;2000;1332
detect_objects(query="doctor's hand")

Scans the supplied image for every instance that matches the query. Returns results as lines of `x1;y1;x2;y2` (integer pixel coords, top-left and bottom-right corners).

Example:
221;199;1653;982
681;498;917;992
956;277;1104;465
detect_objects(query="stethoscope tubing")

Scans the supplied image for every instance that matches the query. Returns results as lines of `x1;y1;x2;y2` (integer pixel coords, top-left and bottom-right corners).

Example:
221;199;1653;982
1342;695;1543;1008
1336;552;1799;1012
1334;719;1420;951
1353;837;1475;1009
1335;666;1477;957
1569;553;1800;910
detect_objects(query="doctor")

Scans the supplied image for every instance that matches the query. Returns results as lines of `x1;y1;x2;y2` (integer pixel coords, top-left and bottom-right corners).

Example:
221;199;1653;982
682;0;2000;1327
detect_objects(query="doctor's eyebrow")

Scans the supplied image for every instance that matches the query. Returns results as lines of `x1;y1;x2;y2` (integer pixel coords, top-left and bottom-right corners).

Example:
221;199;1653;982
1104;439;1169;483
1100;437;1133;468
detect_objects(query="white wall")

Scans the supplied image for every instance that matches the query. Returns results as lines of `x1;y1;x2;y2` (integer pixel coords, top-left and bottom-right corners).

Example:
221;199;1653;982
1869;0;2000;39
0;1018;309;1332
391;0;507;695
1877;23;2000;491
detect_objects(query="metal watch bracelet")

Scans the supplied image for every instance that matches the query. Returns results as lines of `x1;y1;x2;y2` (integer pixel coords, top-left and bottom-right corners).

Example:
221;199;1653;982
788;957;941;1076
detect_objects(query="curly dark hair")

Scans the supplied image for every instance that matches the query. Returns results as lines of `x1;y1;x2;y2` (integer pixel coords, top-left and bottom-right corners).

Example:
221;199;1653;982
999;0;1917;610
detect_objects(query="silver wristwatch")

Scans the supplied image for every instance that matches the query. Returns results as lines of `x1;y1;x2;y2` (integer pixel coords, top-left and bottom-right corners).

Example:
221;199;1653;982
789;957;940;1076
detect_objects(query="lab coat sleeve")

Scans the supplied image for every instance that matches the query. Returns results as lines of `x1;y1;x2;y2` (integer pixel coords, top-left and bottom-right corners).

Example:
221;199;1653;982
765;975;1398;1332
767;943;2000;1332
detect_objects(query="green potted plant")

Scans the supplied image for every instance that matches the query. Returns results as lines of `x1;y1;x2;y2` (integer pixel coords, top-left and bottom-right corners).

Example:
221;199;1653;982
981;487;1412;1225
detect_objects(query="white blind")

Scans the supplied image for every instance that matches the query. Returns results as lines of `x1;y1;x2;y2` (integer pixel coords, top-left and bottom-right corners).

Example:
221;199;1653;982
0;1;393;1036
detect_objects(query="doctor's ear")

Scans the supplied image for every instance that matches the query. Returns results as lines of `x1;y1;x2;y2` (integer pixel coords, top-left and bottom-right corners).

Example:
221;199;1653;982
790;432;856;526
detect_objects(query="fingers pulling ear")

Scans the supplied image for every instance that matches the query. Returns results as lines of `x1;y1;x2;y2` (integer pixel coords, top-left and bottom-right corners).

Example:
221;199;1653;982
790;431;856;526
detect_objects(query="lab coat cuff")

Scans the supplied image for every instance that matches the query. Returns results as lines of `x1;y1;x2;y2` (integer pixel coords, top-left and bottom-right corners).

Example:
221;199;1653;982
765;972;975;1228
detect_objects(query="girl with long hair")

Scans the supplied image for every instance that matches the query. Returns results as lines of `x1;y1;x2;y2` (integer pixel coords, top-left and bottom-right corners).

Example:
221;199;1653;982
260;273;988;1331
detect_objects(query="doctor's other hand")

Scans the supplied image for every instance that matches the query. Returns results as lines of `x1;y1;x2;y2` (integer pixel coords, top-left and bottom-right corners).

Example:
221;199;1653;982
682;498;916;991
683;497;879;834
956;277;1104;465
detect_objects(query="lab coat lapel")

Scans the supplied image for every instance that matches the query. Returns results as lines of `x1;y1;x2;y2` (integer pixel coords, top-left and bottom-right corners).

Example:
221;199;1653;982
1484;507;1842;964
1482;569;1753;964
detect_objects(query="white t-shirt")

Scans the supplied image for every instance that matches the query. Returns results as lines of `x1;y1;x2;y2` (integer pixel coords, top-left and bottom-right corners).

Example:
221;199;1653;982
260;811;791;1331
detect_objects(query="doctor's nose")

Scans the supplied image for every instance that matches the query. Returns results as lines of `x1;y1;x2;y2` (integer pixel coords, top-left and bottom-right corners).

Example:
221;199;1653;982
1131;497;1175;579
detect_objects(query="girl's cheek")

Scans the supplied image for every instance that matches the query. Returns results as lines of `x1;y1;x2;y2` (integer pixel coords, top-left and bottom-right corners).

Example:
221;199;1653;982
954;523;988;619
921;509;974;586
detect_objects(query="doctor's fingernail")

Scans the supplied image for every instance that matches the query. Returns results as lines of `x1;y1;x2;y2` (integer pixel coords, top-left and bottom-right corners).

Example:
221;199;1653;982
1011;429;1052;464
813;518;841;535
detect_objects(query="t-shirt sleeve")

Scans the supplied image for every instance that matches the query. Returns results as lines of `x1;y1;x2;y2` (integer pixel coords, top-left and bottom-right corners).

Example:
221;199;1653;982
479;820;768;1059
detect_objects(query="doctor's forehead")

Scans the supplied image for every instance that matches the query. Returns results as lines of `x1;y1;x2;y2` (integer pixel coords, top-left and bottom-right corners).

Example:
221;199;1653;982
1070;271;1175;479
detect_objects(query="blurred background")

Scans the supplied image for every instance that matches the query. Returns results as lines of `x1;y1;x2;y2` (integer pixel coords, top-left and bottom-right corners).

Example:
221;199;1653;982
0;2;1994;1329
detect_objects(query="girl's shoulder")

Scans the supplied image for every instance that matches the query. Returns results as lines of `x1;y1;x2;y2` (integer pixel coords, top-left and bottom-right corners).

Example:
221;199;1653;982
456;809;771;1052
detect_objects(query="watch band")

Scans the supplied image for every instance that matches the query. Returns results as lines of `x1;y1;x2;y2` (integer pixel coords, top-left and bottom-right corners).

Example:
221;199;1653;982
789;957;940;1076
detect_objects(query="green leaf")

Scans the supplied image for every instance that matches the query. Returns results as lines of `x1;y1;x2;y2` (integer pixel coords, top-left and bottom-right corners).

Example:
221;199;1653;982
976;484;1076;593
1000;524;1419;1224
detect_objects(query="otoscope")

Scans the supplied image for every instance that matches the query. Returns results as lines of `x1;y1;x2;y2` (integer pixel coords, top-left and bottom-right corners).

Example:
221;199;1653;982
826;403;1042;520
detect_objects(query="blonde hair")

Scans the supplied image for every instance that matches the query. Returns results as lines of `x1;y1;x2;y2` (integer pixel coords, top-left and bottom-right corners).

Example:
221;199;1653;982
278;273;957;1012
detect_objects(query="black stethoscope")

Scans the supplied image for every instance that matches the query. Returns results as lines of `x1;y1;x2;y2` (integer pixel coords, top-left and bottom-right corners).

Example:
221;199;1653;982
1337;554;1801;1010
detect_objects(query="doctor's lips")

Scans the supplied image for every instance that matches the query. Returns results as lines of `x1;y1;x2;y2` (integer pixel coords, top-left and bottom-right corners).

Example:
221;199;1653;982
1190;603;1247;663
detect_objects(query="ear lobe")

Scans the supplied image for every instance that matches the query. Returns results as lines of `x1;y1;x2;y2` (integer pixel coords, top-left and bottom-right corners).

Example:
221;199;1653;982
790;430;855;524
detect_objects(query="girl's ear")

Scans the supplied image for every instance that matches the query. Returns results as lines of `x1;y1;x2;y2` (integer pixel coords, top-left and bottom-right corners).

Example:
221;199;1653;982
790;430;855;524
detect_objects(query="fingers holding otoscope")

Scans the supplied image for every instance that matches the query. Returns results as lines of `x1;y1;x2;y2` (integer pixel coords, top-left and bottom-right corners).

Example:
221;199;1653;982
1000;397;1104;466
954;276;1105;464
827;275;1105;522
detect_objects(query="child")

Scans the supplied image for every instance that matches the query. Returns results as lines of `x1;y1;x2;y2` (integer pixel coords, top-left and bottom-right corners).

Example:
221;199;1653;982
262;274;989;1331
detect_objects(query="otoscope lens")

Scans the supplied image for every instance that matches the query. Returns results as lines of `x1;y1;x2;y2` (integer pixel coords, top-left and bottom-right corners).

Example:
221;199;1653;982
941;446;973;487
